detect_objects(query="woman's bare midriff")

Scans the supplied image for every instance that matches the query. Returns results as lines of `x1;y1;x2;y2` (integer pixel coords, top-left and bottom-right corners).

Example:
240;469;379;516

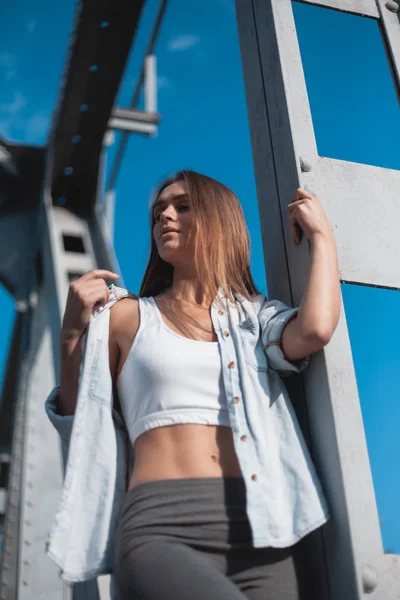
114;295;243;491
127;423;243;491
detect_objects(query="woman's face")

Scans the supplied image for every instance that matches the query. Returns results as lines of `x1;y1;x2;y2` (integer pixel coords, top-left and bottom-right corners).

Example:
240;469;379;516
152;181;195;266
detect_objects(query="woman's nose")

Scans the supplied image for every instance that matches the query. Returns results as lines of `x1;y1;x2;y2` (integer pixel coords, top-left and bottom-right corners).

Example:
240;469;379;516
160;208;176;223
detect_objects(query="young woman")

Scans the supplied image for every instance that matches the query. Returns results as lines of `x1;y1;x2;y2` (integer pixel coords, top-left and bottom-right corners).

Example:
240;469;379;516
53;170;341;599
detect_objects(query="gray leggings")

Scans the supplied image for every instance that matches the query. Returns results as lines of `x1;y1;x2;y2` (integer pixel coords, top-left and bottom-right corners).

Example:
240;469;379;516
114;477;306;600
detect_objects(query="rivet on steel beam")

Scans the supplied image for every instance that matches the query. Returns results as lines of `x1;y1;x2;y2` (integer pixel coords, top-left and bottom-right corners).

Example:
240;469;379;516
72;135;81;144
80;104;89;112
300;157;312;172
64;166;74;175
89;64;99;72
362;565;378;593
385;1;399;12
101;21;110;28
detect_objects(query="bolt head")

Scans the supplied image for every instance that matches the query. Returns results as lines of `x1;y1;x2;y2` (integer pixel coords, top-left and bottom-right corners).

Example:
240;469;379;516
386;1;399;12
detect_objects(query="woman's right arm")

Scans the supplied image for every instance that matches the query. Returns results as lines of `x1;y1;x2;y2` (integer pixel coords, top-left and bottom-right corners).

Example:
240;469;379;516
58;269;120;416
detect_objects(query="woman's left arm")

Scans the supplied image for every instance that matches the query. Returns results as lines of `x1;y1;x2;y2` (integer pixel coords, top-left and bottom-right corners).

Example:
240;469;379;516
281;188;342;362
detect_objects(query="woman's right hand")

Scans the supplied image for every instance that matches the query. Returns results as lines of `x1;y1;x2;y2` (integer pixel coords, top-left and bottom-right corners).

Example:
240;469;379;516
60;269;120;342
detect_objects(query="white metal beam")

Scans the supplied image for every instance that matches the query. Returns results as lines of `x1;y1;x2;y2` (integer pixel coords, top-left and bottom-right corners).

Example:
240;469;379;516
293;0;379;18
377;0;400;98
108;118;156;135
145;54;157;114
303;156;400;289
18;293;67;600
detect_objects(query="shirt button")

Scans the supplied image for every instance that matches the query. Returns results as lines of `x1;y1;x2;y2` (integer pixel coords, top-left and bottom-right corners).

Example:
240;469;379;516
218;310;224;316
240;434;247;441
233;397;240;404
228;361;236;369
251;474;258;481
223;331;230;337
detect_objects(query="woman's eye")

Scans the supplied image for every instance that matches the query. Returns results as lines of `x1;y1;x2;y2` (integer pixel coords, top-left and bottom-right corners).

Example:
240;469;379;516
154;204;188;221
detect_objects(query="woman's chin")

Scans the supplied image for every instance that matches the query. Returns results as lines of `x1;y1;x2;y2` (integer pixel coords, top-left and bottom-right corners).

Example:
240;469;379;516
158;247;180;261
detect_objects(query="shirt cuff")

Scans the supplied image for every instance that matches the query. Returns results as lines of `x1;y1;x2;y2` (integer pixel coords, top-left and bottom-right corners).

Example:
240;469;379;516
263;307;311;376
44;386;74;441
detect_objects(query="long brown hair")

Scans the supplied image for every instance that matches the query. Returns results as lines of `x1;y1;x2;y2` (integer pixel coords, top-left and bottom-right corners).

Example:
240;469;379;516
138;170;261;339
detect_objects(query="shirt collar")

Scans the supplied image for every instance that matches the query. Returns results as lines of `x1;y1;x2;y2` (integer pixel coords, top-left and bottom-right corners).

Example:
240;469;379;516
216;285;247;308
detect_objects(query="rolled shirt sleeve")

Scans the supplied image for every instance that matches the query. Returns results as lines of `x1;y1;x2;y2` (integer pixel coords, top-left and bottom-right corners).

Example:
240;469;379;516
258;298;311;377
45;386;74;442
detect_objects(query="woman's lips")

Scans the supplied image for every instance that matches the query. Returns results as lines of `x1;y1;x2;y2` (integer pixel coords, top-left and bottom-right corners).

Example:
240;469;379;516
160;231;179;238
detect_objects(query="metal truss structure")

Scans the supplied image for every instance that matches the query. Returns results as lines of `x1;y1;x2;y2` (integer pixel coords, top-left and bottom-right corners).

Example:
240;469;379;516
235;1;400;598
0;1;166;598
0;0;399;598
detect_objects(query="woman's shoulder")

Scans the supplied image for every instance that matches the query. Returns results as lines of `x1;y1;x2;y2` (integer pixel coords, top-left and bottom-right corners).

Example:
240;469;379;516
109;284;138;302
109;286;139;331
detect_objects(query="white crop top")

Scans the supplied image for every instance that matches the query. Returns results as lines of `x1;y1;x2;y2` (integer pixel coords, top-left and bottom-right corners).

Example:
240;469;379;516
116;296;231;447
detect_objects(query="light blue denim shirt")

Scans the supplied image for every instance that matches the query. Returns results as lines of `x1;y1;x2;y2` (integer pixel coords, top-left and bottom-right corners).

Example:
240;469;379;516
45;284;330;593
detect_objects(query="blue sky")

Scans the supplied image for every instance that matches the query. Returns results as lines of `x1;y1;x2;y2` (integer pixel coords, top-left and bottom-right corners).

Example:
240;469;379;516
1;0;399;553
